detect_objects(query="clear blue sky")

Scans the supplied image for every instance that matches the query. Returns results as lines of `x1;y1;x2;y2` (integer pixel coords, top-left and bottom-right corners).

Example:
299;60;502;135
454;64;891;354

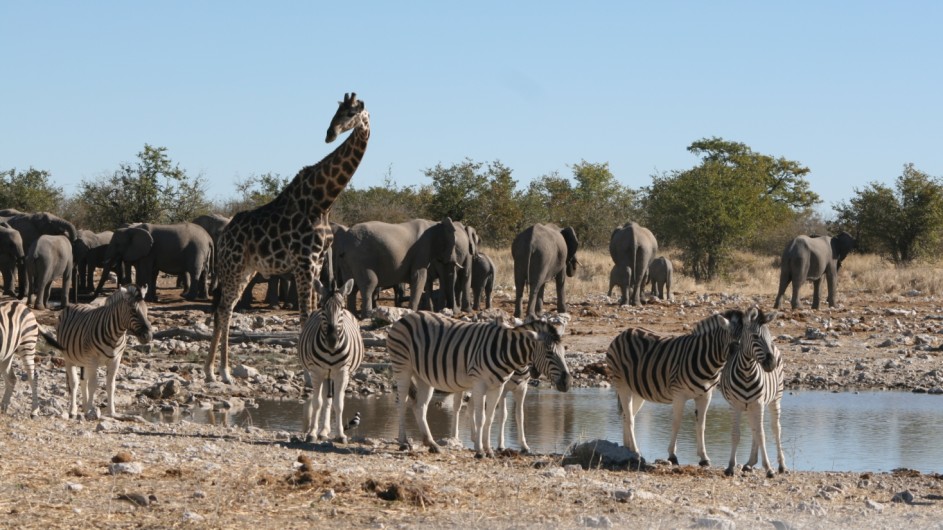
3;2;941;215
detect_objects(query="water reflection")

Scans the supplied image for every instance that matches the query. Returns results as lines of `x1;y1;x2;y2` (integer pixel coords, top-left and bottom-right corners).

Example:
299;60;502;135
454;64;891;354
146;390;943;474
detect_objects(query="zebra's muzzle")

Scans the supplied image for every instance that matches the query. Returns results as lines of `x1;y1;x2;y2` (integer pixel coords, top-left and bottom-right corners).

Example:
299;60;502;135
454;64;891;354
555;372;572;392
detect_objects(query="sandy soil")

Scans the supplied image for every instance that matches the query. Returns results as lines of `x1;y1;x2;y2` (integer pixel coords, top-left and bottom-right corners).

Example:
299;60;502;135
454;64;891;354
2;281;943;529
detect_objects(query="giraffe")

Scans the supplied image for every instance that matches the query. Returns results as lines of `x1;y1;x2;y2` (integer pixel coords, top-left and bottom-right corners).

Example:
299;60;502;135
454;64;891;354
205;92;369;383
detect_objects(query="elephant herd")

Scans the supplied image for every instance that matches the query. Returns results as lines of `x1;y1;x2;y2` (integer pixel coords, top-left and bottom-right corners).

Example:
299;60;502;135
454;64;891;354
0;206;857;314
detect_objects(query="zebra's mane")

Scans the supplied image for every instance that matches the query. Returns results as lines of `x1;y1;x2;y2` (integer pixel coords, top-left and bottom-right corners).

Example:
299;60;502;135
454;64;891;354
691;310;743;336
515;319;564;342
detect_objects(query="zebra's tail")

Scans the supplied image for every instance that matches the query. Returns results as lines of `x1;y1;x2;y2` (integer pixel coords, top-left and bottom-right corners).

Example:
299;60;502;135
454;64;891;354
39;327;63;350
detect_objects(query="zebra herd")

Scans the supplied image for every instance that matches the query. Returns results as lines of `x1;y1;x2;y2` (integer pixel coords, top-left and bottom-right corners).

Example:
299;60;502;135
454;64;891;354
0;282;785;476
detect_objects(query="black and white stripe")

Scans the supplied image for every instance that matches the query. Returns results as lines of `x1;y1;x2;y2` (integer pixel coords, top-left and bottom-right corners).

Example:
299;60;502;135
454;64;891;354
298;279;364;443
44;285;152;419
387;312;571;457
446;366;538;453
0;301;40;416
719;314;786;477
605;307;776;466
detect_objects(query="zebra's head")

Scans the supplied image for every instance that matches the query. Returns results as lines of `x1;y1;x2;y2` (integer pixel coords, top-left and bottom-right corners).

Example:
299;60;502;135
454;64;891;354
737;306;778;371
316;279;355;350
117;285;152;344
519;319;571;392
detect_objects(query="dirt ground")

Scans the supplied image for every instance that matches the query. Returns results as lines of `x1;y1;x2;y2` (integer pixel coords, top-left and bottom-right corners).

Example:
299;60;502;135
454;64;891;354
3;280;943;529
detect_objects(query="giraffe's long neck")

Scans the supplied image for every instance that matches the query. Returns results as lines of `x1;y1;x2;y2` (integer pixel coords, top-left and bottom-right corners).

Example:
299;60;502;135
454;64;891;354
283;118;370;216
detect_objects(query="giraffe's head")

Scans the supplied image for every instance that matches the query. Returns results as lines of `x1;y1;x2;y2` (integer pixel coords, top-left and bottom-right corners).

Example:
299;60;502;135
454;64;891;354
326;92;368;143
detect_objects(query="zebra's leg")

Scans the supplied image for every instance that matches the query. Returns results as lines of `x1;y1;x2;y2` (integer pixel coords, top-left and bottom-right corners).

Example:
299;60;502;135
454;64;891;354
513;382;530;453
450;392;463;441
332;369;351;443
0;357;15;414
746;401;773;478
395;372;412;450
317;380;332;440
770;397;788;474
725;406;743;476
302;371;323;442
66;364;80;419
616;384;643;455
469;383;491;458
479;384;504;458
668;397;686;465
692;392;713;467
496;391;509;451
24;352;38;417
410;381;440;453
84;362;100;420
103;355;122;418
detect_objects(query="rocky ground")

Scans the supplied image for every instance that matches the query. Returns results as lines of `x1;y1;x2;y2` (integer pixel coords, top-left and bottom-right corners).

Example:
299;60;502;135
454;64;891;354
2;282;942;528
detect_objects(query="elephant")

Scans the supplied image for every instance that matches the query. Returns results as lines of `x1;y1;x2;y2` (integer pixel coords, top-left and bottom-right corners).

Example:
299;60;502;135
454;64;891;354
0;222;25;296
25;234;73;310
648;256;673;301
191;213;231;245
72;230;113;295
471;251;496;310
512;223;579;319
425;220;477;313
95;222;214;302
2;212;77;298
609;222;658;306
335;218;460;319
774;232;856;310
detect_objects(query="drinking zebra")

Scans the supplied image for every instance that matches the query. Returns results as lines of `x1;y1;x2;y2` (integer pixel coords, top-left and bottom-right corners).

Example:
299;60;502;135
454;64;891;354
297;279;364;443
387;312;571;457
605;307;777;466
41;285;153;419
719;315;787;478
0;300;40;416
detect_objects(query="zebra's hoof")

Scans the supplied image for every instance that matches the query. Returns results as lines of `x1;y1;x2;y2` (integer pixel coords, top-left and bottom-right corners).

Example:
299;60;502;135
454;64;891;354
668;455;679;466
724;467;735;477
475;452;484;459
335;436;348;444
428;444;443;454
698;459;710;468
779;465;789;474
766;469;775;479
303;434;314;443
742;464;754;473
398;443;410;452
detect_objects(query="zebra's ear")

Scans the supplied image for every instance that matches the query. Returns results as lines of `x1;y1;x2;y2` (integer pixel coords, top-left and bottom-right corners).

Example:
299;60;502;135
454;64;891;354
340;278;355;298
761;309;779;324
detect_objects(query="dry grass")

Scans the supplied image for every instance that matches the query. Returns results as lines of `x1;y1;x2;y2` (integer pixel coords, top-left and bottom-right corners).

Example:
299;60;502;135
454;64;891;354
482;245;943;304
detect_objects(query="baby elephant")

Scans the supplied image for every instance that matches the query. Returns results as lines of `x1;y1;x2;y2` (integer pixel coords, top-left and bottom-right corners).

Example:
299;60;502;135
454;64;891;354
648;256;672;301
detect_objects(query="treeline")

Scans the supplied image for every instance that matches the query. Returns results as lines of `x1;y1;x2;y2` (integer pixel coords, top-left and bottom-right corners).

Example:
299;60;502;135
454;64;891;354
4;138;942;280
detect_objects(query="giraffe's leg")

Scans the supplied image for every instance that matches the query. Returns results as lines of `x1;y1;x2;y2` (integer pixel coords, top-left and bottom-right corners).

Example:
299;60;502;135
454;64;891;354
294;265;315;320
207;272;253;384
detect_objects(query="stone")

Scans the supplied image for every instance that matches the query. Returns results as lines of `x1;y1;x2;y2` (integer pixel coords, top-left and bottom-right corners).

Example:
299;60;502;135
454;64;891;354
581;515;613;528
865;499;884;511
891;490;914;504
232;364;259;379
183;511;205;523
321;489;336;501
108;462;144;475
563;439;643;471
695;517;735;530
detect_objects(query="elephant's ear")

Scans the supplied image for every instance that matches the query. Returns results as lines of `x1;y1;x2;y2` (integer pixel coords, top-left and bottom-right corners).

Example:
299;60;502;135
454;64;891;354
464;226;479;257
124;227;154;263
831;232;856;269
561;227;579;276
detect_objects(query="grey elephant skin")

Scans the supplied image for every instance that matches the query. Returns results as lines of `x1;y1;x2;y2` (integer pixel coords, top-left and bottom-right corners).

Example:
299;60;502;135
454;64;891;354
96;222;214;302
774;232;856;310
26;234;73;310
471;251;496;310
512;223;579;319
0;222;25;296
335;218;459;319
648;256;673;301
1;212;77;298
609;222;658;306
425;220;477;313
72;230;113;295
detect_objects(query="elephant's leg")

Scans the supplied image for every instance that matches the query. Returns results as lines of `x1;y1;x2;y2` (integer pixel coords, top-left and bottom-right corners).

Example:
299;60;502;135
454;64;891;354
773;267;791;310
60;270;71;309
528;282;544;317
409;268;428;314
810;278;822;310
360;270;380;319
513;274;526;319
825;269;837;308
790;273;803;310
484;278;493;310
554;273;567;314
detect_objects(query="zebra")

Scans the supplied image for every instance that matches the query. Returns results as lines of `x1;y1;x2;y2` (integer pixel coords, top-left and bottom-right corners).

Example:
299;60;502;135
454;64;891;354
605;306;777;466
387;311;571;457
41;285;153;419
0;300;40;416
719;315;787;478
297;279;364;443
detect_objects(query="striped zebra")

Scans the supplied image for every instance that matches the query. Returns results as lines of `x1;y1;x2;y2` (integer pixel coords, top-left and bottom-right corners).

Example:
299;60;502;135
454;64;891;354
606;307;776;466
719;315;787;477
41;285;153;419
297;279;364;443
0;301;40;416
387;311;571;457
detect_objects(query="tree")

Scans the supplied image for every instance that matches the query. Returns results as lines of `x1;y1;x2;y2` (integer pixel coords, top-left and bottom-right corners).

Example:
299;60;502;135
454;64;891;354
0;167;64;213
76;145;210;231
832;163;943;263
644;138;820;280
220;172;291;215
332;177;427;226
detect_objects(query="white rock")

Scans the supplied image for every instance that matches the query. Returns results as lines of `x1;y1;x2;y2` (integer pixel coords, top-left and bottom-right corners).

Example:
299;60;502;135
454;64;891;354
183;511;205;522
108;462;143;475
66;482;83;492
